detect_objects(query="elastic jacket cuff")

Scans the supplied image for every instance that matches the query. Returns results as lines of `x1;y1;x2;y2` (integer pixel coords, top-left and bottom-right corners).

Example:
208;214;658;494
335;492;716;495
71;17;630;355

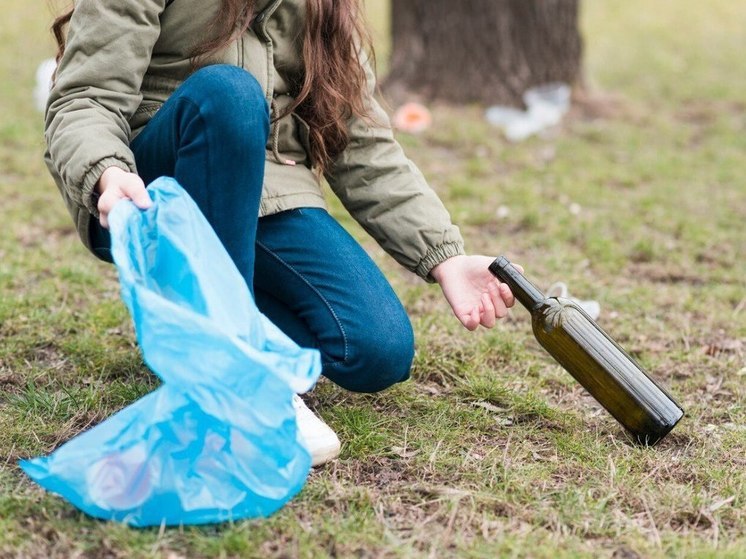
416;241;466;283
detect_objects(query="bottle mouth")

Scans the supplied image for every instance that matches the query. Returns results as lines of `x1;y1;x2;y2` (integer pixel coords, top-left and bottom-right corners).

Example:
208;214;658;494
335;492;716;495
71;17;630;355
489;256;545;310
488;256;511;276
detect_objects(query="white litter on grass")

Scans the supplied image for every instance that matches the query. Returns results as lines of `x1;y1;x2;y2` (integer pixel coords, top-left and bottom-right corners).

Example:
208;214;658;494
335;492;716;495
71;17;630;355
486;82;571;142
495;205;511;219
34;58;57;113
546;281;601;321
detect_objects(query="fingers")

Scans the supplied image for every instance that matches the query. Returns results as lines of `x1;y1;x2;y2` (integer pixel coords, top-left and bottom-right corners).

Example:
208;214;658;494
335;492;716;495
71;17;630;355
480;292;497;328
97;188;133;229
97;190;118;229
458;281;514;331
447;255;525;330
498;282;515;308
488;281;510;316
459;288;510;331
496;260;520;309
459;306;480;331
96;173;151;229
121;179;152;210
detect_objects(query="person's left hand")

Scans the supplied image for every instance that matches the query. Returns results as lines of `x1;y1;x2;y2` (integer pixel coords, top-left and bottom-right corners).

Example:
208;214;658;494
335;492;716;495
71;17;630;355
430;255;520;331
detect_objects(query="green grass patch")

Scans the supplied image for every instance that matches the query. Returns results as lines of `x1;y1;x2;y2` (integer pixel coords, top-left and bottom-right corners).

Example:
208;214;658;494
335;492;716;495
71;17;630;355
0;0;744;557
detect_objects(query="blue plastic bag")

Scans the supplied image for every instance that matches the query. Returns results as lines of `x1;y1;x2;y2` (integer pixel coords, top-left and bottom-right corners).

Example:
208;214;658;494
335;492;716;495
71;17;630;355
21;177;322;526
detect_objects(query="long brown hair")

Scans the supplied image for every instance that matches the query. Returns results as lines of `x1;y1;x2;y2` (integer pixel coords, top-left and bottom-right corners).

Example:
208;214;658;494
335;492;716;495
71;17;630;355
52;0;375;175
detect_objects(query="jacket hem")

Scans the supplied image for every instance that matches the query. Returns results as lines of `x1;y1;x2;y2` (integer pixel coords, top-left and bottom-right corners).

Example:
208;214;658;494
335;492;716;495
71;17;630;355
258;191;327;217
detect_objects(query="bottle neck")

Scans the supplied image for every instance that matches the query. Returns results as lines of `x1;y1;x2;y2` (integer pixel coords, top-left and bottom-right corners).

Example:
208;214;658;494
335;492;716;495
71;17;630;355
488;256;545;311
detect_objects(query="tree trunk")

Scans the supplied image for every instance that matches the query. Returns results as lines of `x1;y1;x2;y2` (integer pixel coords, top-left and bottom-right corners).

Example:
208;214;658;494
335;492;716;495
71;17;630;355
384;0;582;107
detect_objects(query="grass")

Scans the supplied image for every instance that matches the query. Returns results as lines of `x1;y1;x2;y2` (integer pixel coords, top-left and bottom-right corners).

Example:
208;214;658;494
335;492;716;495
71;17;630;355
1;0;745;557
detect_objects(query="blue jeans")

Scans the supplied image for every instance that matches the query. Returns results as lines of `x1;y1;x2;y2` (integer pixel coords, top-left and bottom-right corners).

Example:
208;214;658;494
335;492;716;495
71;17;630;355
90;65;414;393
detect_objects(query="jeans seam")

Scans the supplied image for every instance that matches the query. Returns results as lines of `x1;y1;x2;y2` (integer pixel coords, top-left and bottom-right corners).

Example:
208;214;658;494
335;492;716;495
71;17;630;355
256;240;349;367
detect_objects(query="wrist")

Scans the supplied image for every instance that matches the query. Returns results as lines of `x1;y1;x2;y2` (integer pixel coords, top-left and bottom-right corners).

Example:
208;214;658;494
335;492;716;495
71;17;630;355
430;254;465;284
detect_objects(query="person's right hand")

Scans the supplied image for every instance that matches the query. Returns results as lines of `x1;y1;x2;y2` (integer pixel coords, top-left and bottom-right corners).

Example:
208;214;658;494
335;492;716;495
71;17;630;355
95;166;152;229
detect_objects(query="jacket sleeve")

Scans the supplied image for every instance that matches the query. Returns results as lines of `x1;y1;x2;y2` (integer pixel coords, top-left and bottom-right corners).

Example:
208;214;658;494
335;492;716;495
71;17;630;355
45;0;166;218
324;54;465;282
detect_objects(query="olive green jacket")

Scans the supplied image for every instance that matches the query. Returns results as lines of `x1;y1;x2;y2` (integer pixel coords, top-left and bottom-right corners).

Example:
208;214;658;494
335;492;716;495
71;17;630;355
45;0;464;280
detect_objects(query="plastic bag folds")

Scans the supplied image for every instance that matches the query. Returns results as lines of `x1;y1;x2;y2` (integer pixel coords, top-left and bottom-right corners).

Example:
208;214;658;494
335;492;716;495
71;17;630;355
21;177;322;527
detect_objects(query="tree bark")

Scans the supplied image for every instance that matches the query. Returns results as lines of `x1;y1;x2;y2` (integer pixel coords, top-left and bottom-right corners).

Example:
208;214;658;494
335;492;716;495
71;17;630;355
385;0;582;107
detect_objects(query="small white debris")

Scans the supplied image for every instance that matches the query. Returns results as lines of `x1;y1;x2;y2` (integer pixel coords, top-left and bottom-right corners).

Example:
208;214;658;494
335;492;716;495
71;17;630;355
486;82;571;142
34;58;57;112
708;495;735;512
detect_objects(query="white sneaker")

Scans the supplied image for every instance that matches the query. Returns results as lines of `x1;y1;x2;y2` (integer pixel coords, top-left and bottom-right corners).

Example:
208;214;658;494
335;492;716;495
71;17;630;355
292;395;341;467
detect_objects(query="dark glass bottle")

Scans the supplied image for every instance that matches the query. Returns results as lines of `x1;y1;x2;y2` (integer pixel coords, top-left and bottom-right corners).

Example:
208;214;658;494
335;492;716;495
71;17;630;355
489;256;684;444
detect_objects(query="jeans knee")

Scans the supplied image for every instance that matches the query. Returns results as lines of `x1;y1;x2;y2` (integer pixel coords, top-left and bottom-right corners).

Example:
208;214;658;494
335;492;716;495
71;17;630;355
185;65;266;108
179;65;269;148
324;318;415;394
